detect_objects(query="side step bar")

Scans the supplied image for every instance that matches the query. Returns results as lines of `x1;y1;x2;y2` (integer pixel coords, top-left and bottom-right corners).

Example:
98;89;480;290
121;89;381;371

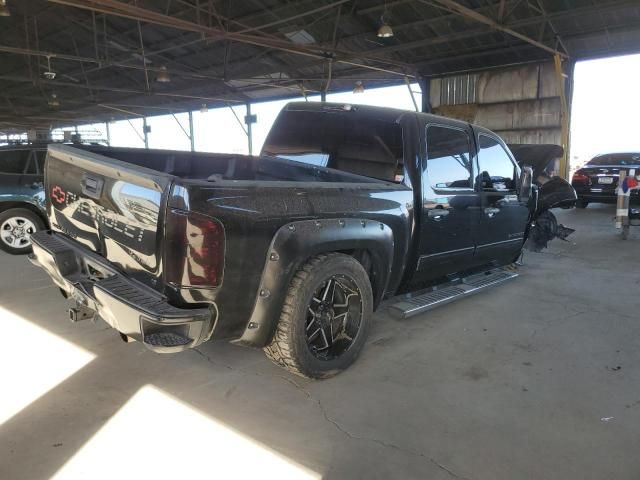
388;268;518;319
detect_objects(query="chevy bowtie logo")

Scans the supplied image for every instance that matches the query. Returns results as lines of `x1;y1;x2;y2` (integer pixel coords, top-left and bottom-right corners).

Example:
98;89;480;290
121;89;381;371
51;185;66;204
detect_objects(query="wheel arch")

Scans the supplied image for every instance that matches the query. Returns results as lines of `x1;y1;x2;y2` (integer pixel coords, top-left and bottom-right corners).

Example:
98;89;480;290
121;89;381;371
0;202;49;228
234;218;394;348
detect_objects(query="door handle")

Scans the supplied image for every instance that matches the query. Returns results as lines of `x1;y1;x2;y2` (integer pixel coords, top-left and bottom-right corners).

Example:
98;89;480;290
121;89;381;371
428;209;450;220
484;207;500;217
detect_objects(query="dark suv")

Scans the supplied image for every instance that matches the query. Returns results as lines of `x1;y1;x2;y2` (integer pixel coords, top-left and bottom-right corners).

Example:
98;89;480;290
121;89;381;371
572;153;640;207
0;145;48;254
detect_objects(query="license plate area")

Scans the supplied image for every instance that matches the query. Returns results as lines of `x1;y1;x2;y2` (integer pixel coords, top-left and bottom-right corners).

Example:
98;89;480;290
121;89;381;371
598;177;614;184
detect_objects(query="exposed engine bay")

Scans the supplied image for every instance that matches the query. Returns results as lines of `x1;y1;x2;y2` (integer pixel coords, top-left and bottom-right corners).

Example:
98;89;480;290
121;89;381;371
509;144;578;252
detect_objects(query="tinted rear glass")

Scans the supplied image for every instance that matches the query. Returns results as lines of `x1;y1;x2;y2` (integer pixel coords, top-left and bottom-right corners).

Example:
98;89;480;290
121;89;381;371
262;110;404;183
0;150;30;174
587;154;640;166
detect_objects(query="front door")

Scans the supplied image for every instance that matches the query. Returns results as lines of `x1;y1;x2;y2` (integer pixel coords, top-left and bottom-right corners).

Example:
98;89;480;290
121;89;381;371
416;124;481;281
474;132;530;265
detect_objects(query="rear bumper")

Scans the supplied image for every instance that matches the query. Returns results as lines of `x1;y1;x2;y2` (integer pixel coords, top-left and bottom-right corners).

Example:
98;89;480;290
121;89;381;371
573;187;640;204
29;231;215;352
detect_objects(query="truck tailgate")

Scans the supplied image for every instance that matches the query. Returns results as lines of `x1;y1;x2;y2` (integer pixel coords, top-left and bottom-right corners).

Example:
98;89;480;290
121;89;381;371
46;144;172;289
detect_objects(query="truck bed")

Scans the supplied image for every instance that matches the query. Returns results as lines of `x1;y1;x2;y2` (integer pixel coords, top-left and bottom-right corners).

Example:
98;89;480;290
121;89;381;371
43;144;412;342
72;144;383;184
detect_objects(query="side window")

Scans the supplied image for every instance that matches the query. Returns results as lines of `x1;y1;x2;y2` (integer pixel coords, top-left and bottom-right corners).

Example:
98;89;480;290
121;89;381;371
35;151;46;174
478;135;516;192
0;150;30;174
425;125;473;191
25;151;38;174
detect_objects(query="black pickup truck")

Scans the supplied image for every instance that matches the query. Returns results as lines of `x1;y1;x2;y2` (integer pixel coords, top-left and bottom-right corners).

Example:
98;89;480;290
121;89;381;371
29;102;576;378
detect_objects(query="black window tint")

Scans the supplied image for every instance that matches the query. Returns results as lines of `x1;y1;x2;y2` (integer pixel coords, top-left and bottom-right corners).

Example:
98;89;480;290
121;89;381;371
0;150;30;174
35;151;46;173
587;153;640;166
262;111;404;183
25;151;38;174
425;125;472;190
478;135;516;192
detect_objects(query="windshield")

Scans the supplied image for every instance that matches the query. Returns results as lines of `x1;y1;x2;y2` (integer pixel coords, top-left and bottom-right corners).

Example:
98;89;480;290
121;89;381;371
262;109;405;183
587;153;640;166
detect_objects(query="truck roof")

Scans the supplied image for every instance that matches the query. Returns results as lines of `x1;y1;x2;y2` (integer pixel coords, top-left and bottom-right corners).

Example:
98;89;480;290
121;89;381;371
283;101;471;130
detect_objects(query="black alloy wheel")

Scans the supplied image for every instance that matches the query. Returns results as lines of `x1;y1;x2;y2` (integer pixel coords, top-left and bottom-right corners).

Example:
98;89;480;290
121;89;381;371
305;274;363;361
264;253;373;379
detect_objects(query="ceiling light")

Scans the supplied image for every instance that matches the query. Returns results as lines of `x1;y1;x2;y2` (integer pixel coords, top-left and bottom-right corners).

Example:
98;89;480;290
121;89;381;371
282;28;316;45
353;81;365;94
200;104;208;113
48;93;60;108
377;23;394;38
156;65;171;83
0;0;10;17
43;56;56;80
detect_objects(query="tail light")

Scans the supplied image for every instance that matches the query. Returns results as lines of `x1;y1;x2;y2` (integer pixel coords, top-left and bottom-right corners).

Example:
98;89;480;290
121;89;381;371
572;171;589;182
165;209;225;288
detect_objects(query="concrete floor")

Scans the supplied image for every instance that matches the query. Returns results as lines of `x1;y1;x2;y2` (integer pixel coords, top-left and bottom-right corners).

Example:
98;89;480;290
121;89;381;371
1;204;640;480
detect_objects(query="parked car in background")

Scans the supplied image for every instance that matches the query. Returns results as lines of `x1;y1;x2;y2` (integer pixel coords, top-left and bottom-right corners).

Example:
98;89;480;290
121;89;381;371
0;145;48;254
571;152;640;207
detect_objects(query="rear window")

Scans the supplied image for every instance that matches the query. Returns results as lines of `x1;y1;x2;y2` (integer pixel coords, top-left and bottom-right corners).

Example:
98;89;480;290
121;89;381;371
262;110;404;183
0;149;30;174
587;153;640;166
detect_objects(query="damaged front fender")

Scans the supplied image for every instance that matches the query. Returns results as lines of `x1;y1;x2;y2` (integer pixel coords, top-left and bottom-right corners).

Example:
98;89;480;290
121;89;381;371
537;176;578;212
526;179;577;251
508;143;578;251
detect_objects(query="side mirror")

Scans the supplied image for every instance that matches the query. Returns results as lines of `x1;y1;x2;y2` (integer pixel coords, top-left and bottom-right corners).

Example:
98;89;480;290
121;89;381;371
519;166;533;202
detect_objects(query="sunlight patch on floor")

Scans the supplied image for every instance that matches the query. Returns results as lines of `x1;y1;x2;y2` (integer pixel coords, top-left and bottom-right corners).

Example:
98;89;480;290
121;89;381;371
0;306;96;425
52;384;320;479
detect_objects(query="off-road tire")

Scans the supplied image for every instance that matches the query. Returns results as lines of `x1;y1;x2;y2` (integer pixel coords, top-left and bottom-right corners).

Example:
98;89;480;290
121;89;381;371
264;253;373;379
0;208;45;255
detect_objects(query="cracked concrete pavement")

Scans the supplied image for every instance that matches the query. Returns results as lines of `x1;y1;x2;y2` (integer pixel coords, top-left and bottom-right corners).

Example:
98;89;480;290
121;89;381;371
1;204;640;479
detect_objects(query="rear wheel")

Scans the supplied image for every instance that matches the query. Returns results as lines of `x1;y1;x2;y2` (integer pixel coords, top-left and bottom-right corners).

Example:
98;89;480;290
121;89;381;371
264;253;373;379
0;208;45;255
576;199;589;208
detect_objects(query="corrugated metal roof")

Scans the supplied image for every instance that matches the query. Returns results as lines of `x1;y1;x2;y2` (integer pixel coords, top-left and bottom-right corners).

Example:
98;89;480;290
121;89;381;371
0;0;639;130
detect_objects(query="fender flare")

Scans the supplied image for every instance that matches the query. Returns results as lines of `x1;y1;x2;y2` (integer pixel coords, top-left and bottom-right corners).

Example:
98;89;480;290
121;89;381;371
234;218;394;347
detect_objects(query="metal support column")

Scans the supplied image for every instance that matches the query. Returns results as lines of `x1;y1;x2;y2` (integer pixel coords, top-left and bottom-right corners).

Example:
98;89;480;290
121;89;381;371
142;116;149;149
188;111;195;152
320;91;327;102
405;77;419;112
418;77;431;113
245;102;254;156
105;122;111;146
554;54;570;179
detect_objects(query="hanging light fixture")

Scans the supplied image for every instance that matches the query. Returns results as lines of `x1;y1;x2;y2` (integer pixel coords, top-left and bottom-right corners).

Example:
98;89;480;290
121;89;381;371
200;104;208;113
48;93;60;107
156;65;171;83
377;5;393;38
377;23;394;38
0;0;11;17
43;56;56;80
353;81;365;94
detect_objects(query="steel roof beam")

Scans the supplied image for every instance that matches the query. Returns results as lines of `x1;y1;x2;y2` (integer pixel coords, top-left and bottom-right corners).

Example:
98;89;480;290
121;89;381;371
419;0;568;58
46;0;417;77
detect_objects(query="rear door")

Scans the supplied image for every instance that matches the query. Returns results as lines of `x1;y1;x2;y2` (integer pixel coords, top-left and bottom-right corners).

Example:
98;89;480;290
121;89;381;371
416;123;480;281
474;132;530;265
46;144;173;288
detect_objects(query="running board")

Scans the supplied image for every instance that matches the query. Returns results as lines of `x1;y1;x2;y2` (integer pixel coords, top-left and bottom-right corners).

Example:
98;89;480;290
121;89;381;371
388;268;518;319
